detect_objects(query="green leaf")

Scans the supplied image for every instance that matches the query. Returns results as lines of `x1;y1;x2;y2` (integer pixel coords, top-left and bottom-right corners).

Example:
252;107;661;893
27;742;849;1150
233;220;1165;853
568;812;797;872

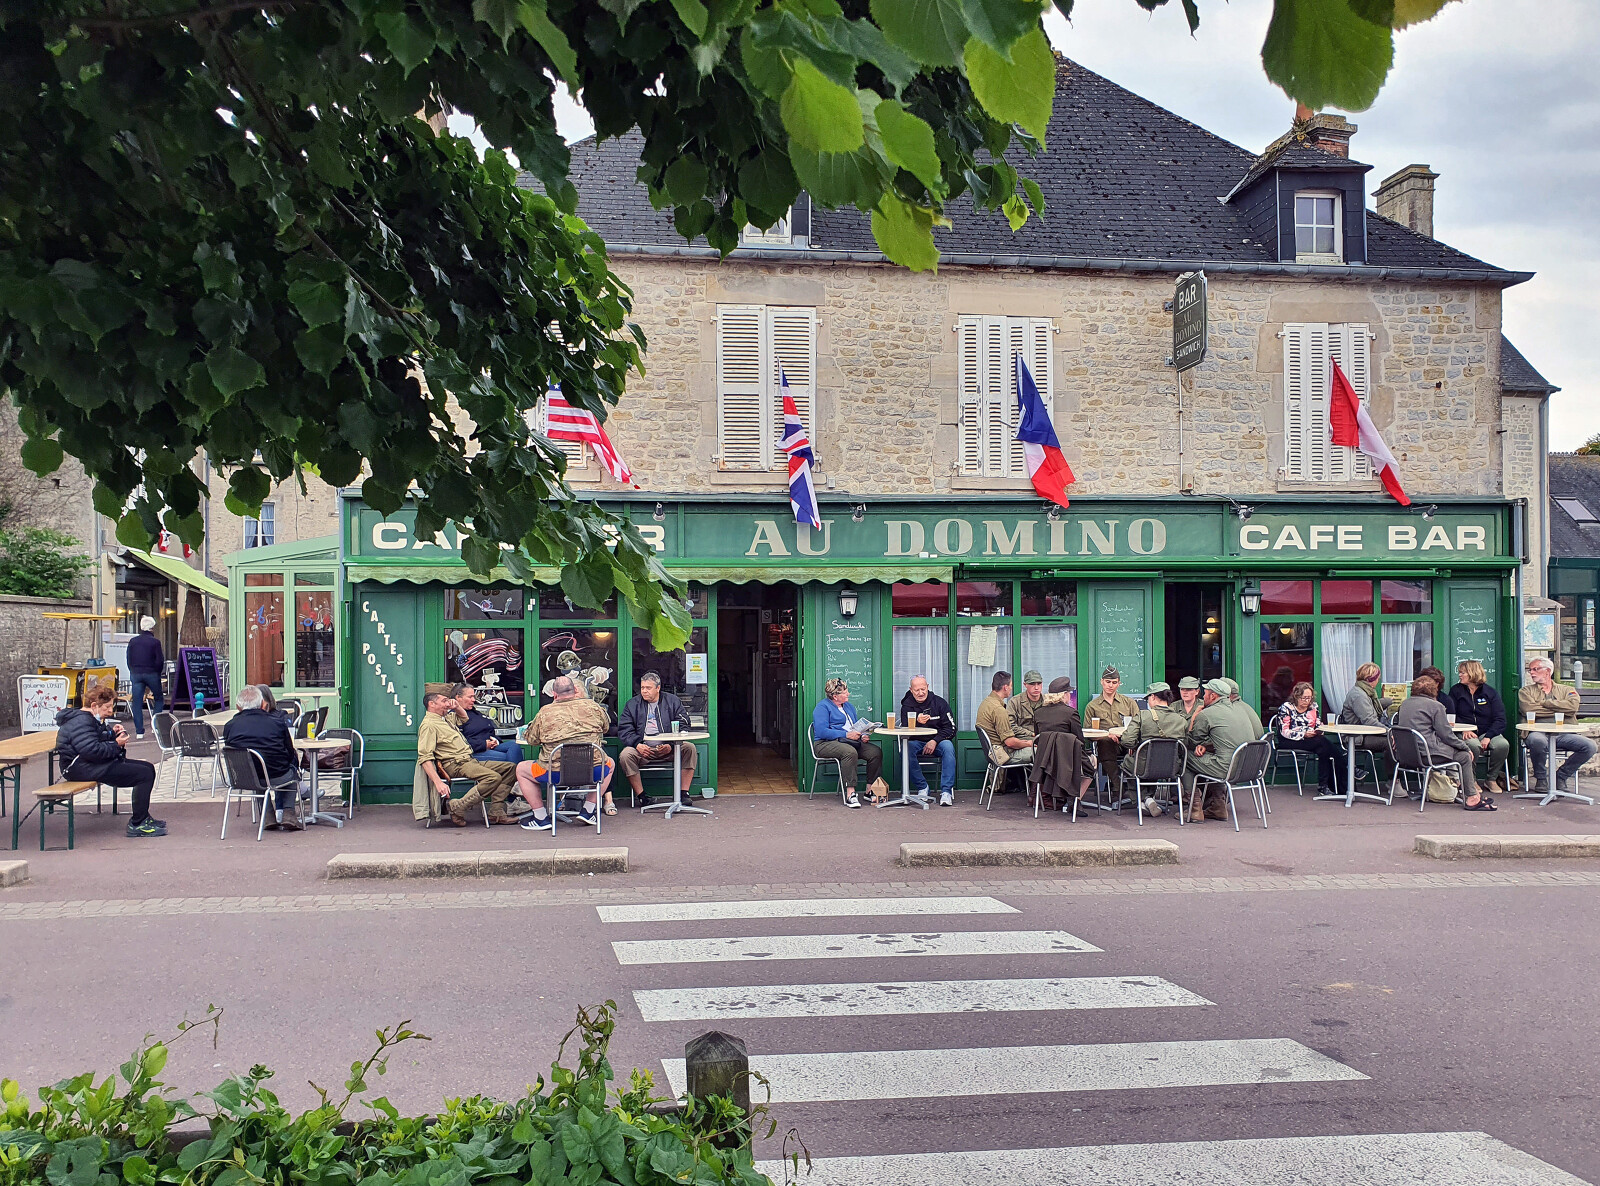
663;156;708;206
672;200;715;240
875;100;944;195
472;0;520;42
561;554;616;611
227;467;271;514
780;58;865;153
871;194;940;271
737;152;801;223
871;0;969;68
294;326;346;378
20;437;64;476
667;0;710;38
307;140;357;188
1020;175;1046;219
1392;0;1458;28
516;0;579;84
958;0;1049;55
1261;0;1394;111
205;345;265;397
648;593;693;651
789;142;889;207
287;279;344;330
1002;192;1029;230
963;26;1056;140
373;12;435;75
116;512;151;550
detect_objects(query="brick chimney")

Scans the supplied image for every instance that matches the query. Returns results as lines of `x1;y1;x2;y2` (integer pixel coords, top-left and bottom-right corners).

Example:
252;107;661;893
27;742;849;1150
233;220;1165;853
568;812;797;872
1374;164;1439;238
1300;111;1356;158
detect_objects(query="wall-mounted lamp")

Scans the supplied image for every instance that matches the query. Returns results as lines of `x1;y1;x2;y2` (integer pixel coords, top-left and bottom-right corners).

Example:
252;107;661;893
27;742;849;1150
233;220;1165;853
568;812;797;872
652;502;665;522
1421;504;1438;520
1046;505;1061;522
837;587;859;618
851;504;866;523
1234;503;1254;522
1240;580;1262;616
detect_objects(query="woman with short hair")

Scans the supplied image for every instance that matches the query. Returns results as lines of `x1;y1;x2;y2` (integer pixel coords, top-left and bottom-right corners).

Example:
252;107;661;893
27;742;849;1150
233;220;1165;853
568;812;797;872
55;684;163;837
1274;681;1346;795
811;678;881;809
1394;674;1489;809
1446;659;1510;793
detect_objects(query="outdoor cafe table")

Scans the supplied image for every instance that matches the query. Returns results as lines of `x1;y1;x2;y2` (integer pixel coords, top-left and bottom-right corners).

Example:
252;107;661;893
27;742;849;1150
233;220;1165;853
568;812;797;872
293;736;351;827
3;729;58;849
1514;721;1594;807
1080;727;1122;810
639;731;711;820
1317;723;1390;807
872;726;937;809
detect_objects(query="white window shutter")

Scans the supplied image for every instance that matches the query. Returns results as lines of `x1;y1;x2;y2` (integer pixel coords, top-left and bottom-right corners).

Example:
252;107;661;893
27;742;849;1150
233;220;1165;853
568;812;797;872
1328;323;1372;482
957;316;983;474
980;316;1008;476
1283;322;1332;482
1024;318;1054;473
769;306;817;452
528;396;585;468
717;304;767;470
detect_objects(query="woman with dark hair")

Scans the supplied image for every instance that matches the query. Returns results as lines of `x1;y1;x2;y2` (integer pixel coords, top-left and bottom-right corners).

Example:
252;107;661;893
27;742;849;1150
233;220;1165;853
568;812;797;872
1394;673;1490;809
55;684;163;836
1273;681;1345;795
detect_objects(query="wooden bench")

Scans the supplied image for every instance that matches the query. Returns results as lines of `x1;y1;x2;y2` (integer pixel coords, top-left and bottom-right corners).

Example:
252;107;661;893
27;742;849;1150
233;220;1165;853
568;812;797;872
26;782;98;850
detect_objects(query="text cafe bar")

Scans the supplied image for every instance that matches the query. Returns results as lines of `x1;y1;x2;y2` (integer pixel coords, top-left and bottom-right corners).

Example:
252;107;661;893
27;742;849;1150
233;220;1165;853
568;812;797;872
337;493;1520;798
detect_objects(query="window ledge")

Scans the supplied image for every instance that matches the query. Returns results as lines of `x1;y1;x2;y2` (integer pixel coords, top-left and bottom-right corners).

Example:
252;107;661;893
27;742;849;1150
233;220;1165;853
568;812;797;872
1276;478;1383;494
951;474;1034;492
1294;253;1344;265
708;469;790;488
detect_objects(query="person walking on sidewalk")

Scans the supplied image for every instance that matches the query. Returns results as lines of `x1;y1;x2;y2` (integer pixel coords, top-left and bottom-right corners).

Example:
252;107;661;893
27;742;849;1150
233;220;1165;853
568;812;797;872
56;684;162;837
126;616;165;740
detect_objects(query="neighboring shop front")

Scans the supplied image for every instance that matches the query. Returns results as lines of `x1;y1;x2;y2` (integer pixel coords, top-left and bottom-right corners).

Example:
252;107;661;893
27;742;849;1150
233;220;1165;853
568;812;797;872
225;536;342;721
338;493;1518;798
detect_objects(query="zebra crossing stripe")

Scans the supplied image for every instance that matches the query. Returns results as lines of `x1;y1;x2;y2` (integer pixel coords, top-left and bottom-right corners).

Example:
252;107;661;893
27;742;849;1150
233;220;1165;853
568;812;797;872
661;1038;1365;1102
633;974;1208;1022
753;1131;1588;1186
596;895;1018;923
612;929;1099;966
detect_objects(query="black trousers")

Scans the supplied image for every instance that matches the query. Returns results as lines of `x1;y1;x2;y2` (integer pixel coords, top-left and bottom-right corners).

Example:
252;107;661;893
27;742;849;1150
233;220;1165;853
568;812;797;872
84;759;158;823
1279;735;1345;790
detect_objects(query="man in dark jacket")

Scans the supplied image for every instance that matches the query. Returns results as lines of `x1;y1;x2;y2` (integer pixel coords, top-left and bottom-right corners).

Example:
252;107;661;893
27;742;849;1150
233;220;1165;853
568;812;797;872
899;675;956;805
126;615;165;739
224;684;305;830
617;672;694;810
56;685;162;836
449;683;523;765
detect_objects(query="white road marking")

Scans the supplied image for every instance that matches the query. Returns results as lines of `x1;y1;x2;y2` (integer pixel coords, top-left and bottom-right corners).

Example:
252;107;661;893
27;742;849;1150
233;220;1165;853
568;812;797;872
662;1038;1364;1102
754;1131;1590;1186
597;895;1018;923
612;929;1099;966
634;975;1208;1022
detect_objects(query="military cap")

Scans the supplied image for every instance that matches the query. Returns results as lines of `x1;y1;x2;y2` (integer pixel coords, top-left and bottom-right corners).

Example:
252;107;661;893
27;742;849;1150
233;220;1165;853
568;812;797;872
1204;678;1231;696
1221;677;1240;696
1101;665;1120;680
1146;681;1172;697
1022;669;1044;685
1178;676;1201;690
1048;676;1073;694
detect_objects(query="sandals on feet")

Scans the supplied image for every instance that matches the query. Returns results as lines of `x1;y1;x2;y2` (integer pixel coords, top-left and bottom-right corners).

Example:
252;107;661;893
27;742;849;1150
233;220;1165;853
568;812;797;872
602;800;618;816
1464;797;1497;811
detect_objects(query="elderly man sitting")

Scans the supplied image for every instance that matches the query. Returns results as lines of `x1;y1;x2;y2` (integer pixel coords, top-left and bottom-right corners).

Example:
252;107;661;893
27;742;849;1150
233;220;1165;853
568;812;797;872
223;684;304;831
617;671;695;814
1519;657;1598;797
515;675;615;830
417;691;519;827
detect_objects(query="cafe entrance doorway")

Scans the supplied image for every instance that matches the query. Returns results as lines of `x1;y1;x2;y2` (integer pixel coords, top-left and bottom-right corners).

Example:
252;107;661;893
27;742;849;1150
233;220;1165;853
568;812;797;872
716;583;799;793
1164;582;1227;689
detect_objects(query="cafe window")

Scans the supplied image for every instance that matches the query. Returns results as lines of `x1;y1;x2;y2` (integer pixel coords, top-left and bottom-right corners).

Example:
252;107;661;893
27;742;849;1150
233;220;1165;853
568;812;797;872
1019;625;1077;697
243;502;275;549
538;586;616;619
447;588;525;620
894;626;947;701
956;581;1010;616
631;626;710;730
893;580;949;619
1020;580;1076;617
1283;322;1371;484
446;627;526;703
293;588;336;687
243;572;284;687
956;623;1012;731
956;315;1053;477
537;625;619;735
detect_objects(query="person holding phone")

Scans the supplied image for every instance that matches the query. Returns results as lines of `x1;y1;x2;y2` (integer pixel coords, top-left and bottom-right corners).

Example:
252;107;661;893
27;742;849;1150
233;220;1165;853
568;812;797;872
812;678;881;809
55;684;162;837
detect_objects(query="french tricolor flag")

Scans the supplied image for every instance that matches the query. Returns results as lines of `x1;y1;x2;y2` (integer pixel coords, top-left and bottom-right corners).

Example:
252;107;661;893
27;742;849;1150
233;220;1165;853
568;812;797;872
777;370;821;530
1328;360;1409;506
1015;354;1075;508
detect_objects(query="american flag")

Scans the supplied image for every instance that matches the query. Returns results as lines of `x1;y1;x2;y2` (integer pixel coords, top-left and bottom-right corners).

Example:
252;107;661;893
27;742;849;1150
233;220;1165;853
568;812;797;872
457;637;523;681
777;370;820;530
543;385;636;487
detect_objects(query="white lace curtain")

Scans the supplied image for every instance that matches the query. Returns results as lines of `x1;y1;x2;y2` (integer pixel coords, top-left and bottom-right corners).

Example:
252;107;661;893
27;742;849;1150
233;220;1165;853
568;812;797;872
893;626;947;702
1319;623;1373;716
1381;621;1433;683
1020;625;1078;702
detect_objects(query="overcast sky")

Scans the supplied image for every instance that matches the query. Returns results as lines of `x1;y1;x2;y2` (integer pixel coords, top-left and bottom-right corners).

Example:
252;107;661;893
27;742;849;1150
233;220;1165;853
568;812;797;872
531;0;1598;449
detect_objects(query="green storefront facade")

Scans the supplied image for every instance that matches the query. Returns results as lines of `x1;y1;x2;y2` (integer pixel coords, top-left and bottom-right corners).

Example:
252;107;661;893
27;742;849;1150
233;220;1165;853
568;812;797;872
337;492;1521;799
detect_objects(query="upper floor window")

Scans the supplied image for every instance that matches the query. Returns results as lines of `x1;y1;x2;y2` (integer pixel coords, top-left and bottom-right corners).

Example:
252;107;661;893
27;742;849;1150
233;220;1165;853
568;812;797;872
243;502;275;549
715;304;817;471
956;315;1054;478
1295;191;1342;262
740;212;793;246
1283;322;1372;484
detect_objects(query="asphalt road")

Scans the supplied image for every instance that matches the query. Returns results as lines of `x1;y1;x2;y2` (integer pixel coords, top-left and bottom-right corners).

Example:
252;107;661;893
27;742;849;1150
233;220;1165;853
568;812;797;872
4;868;1596;1184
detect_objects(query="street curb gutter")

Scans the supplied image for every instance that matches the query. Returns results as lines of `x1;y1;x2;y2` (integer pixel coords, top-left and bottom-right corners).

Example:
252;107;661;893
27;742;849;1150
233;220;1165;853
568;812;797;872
1414;834;1600;860
327;848;628;879
0;860;28;887
898;839;1178;868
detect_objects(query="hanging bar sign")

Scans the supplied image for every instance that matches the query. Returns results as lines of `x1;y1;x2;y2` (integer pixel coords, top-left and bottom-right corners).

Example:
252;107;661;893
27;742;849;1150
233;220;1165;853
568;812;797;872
1173;271;1207;372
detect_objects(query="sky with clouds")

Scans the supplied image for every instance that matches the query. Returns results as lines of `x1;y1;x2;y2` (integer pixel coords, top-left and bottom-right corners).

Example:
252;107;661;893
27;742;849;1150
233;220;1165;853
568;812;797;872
520;0;1598;449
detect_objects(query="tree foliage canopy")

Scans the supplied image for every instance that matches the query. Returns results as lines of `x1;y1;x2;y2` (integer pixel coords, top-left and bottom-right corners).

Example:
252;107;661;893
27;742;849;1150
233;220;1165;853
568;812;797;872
0;0;1457;645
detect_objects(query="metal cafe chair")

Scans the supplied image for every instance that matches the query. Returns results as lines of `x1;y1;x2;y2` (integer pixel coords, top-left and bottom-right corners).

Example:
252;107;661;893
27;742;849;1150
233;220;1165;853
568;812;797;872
806;724;868;803
550;743;603;836
218;746;273;841
1125;737;1188;826
1390;727;1461;813
152;711;182;764
981;754;1033;810
173;719;222;796
1190;739;1272;832
320;728;365;818
1268;729;1318;795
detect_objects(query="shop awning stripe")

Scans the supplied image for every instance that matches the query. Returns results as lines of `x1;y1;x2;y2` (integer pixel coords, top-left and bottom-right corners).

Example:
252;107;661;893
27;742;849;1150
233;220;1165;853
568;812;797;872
344;564;953;587
344;564;562;586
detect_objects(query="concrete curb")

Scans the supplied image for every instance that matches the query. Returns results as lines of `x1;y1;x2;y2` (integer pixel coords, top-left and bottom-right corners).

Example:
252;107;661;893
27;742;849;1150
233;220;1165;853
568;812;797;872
1415;834;1600;860
899;839;1178;869
0;860;28;888
327;848;628;879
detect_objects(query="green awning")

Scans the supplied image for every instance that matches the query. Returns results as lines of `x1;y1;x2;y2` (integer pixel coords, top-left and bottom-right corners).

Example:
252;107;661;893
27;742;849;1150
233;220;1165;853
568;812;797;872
126;548;229;600
344;563;952;587
346;563;562;586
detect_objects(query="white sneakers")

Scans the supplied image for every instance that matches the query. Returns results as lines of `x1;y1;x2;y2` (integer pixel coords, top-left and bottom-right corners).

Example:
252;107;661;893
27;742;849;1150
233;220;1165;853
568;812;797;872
844;789;862;808
1144;797;1164;817
939;791;954;807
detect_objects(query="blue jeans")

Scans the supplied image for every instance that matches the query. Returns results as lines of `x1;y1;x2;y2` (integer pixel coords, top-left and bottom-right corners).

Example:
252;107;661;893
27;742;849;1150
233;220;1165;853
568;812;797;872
481;741;524;766
129;673;163;735
906;739;956;793
1525;731;1597;785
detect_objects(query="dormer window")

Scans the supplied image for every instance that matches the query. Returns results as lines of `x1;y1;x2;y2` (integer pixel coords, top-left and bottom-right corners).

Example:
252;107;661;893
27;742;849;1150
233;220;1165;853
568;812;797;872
1295;191;1342;262
741;212;793;247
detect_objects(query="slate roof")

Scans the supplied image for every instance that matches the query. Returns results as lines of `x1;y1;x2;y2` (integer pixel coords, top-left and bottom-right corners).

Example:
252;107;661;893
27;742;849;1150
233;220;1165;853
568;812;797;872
1501;335;1560;393
537;58;1523;280
1226;140;1372;201
1549;455;1600;560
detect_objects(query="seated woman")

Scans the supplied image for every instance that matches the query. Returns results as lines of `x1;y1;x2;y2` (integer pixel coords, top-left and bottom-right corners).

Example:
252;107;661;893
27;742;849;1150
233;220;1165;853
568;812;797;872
55;684;163;837
1274;681;1346;795
811;678;881;809
1446;659;1511;794
1338;662;1393;754
1394;673;1489;809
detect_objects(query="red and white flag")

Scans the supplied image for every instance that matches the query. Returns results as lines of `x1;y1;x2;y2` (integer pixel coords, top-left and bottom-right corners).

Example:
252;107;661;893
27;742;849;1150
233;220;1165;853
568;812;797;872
1328;360;1409;506
544;386;637;487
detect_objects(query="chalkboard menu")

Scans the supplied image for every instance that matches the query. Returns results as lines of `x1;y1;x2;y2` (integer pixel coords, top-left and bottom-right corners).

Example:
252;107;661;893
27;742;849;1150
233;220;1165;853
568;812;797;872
1448;586;1498;687
821;616;875;716
1094;589;1148;686
178;646;222;711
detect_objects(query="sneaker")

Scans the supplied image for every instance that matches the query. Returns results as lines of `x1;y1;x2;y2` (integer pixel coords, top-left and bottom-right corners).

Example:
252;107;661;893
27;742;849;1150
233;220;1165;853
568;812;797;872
844;789;861;809
126;819;166;838
939;791;954;807
575;808;598;827
1143;798;1164;818
134;733;146;741
520;812;553;832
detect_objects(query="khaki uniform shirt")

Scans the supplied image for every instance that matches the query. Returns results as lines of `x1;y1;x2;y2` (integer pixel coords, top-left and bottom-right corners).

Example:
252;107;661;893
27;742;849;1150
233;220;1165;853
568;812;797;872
1189;701;1258;767
1518;681;1580;721
1084;692;1139;731
975;692;1015;750
525;696;611;765
1178;696;1203;730
1007;692;1050;739
1117;703;1192;753
417;712;473;770
1231;697;1265;738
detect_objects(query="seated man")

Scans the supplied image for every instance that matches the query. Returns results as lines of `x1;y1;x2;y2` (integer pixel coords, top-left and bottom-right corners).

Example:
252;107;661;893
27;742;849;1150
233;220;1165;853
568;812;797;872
899;675;956;806
1186;679;1257;822
1109;682;1191;816
516;675;615;829
1519;657;1598;795
617;671;696;814
1176;676;1203;729
450;682;523;767
223;684;304;832
1084;665;1139;794
417;691;519;827
976;671;1033;783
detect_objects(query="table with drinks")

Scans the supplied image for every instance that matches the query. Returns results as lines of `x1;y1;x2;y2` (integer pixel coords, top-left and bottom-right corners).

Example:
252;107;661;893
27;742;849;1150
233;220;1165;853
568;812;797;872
874;712;937;809
1515;714;1593;807
1084;713;1133;809
1317;723;1391;806
639;724;711;820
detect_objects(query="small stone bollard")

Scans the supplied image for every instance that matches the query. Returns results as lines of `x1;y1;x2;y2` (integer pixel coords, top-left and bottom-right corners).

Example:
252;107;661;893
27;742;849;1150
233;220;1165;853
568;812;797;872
684;1030;751;1115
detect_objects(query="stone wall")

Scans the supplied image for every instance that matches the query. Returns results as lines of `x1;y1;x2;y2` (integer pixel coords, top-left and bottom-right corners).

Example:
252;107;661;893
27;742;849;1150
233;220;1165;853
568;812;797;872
1500;392;1547;595
0;404;98;597
570;257;1511;502
0;594;93;731
204;469;342;557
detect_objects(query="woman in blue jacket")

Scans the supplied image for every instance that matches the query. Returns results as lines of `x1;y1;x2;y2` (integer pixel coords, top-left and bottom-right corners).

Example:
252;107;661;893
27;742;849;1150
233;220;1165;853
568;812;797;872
811;678;881;808
1446;659;1510;792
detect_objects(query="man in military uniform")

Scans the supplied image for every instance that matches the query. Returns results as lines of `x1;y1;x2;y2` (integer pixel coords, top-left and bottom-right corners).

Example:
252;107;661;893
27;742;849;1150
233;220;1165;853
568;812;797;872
1176;676;1203;729
1084;665;1139;795
1186;678;1258;821
514;675;615;829
1223;677;1264;737
1007;670;1051;742
1108;682;1192;816
417;690;519;827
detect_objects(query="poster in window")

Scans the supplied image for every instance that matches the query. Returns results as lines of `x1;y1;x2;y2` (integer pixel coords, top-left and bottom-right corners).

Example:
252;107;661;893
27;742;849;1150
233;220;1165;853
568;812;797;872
686;653;708;684
966;624;998;667
1523;613;1555;651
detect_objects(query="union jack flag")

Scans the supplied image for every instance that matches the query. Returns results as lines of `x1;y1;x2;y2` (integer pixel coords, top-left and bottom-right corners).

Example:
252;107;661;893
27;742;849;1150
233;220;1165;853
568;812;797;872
543;386;637;487
777;370;820;530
